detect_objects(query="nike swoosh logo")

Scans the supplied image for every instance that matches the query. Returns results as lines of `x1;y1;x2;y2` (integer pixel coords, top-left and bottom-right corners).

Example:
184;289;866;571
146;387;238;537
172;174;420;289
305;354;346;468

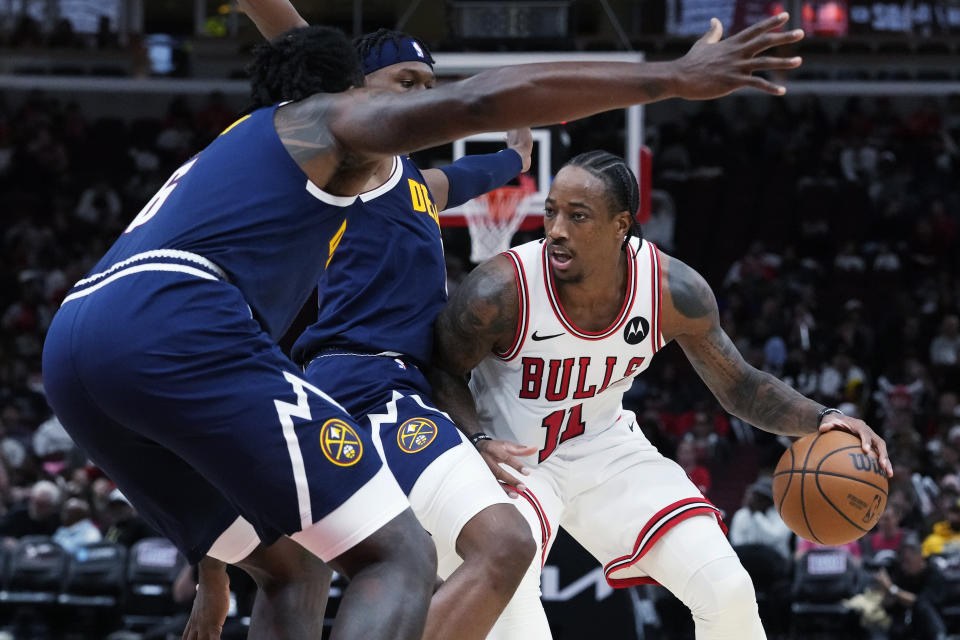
531;331;564;341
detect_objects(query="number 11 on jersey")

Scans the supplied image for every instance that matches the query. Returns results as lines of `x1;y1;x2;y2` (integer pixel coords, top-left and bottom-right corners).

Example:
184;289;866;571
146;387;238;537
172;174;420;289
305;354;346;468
539;403;585;462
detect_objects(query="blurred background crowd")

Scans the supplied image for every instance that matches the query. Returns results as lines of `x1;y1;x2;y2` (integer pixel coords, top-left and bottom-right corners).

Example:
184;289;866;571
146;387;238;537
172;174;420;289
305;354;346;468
1;0;960;638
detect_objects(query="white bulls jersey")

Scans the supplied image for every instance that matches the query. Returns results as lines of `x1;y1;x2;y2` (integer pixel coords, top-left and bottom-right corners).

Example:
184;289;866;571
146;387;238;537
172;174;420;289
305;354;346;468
470;237;663;465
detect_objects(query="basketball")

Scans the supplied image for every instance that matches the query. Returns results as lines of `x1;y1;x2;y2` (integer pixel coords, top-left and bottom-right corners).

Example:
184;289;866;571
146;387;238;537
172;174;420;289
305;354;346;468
773;430;888;545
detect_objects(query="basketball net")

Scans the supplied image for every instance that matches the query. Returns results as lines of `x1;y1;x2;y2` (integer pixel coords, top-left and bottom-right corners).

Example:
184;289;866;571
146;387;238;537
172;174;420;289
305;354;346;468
462;174;537;263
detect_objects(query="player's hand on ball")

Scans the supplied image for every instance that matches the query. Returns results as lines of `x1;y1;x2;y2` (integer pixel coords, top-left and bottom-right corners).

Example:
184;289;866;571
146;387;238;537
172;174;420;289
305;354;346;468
818;414;893;477
507;128;533;173
673;13;803;99
475;438;538;497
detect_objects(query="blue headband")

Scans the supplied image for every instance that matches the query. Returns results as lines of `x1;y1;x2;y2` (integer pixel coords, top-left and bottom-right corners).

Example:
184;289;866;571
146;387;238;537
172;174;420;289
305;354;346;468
362;37;435;75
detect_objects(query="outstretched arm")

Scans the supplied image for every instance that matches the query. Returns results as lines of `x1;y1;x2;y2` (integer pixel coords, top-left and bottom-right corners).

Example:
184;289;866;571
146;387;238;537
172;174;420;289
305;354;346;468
239;0;307;39
278;12;803;185
422;128;533;211
336;14;801;157
428;255;538;493
660;252;893;476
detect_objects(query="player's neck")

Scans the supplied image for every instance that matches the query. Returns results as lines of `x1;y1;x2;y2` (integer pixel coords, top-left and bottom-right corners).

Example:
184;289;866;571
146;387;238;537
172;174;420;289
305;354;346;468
359;157;397;192
554;251;629;332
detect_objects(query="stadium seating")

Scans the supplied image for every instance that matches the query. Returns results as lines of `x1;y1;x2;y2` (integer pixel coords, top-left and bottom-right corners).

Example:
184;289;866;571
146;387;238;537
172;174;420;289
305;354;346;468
790;549;863;635
122;537;185;630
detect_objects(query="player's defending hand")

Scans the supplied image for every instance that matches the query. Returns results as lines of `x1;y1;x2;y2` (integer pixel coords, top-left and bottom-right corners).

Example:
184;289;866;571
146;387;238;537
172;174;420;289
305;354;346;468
181;558;230;640
475;438;538;498
819;414;894;477
507;128;533;173
672;12;803;99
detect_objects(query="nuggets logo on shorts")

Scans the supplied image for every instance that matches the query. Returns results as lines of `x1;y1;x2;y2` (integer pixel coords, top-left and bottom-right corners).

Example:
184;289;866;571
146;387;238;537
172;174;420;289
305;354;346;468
320;419;363;467
397;417;438;454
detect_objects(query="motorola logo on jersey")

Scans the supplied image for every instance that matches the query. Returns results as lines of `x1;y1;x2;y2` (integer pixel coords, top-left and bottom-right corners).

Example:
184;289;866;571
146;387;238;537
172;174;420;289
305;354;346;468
397;417;438;454
623;316;649;345
319;419;363;467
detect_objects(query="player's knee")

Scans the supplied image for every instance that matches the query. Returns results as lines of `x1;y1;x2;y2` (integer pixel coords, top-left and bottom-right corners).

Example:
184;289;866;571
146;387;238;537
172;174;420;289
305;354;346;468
684;556;758;624
368;509;438;580
329;508;437;591
497;508;537;569
460;504;536;584
400;519;439;582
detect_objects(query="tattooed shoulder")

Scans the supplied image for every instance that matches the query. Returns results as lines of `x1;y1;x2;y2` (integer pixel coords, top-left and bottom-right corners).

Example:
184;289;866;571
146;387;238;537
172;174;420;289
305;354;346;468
665;254;716;320
274;96;337;166
437;255;518;367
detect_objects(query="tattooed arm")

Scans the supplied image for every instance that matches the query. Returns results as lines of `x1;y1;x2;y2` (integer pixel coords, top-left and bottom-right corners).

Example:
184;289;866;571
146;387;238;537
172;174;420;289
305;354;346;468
274;13;803;190
428;256;538;492
660;252;892;475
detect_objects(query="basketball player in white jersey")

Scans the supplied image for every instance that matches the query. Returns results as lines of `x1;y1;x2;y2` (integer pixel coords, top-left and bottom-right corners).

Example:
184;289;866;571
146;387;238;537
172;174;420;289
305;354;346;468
430;151;893;639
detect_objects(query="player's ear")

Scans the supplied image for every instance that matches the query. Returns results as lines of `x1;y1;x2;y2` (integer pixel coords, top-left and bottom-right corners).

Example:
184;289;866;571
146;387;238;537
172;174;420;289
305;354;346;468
615;210;633;236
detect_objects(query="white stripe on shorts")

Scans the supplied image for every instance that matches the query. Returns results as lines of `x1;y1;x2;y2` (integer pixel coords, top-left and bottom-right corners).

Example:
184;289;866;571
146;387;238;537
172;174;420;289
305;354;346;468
62;263;219;304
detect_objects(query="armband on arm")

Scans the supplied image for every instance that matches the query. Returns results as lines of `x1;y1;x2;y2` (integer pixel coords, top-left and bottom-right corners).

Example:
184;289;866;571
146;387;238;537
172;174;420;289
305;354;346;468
440;149;523;210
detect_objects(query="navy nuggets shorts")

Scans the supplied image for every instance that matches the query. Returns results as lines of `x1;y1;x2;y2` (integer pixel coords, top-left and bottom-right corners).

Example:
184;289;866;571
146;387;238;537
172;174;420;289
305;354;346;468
42;252;408;564
303;352;464;494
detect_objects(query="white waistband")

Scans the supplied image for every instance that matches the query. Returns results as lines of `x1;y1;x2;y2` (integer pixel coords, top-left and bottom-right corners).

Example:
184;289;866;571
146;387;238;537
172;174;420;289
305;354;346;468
74;250;227;288
62;250;227;306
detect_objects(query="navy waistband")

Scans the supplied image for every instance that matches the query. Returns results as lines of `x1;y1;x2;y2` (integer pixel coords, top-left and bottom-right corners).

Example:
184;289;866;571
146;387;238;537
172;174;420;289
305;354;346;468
63;250;228;304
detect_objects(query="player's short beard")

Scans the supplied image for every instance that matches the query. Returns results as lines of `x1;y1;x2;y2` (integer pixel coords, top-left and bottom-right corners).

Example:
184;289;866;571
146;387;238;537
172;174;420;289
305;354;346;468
551;266;583;285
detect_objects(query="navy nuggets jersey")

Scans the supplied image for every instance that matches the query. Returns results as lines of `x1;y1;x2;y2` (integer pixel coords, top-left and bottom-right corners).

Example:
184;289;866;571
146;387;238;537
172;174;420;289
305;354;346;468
291;156;447;367
92;105;352;340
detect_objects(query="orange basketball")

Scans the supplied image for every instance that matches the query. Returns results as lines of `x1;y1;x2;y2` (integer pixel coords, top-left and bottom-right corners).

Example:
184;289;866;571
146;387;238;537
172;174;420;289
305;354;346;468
772;430;888;545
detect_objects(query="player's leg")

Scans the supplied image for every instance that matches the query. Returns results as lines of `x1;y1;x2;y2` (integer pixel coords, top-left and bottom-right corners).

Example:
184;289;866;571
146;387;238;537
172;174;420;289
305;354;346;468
634;515;763;640
474;473;558;640
48;278;435;640
47;313;331;640
558;414;764;640
372;392;537;640
323;507;436;640
304;354;540;640
233;537;333;640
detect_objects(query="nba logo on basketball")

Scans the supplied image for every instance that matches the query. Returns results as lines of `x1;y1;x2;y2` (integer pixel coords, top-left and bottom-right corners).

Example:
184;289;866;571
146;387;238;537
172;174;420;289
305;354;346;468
863;494;882;523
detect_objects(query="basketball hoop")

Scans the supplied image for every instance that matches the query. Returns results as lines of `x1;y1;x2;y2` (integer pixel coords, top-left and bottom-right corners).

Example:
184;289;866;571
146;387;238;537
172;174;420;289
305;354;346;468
462;174;537;263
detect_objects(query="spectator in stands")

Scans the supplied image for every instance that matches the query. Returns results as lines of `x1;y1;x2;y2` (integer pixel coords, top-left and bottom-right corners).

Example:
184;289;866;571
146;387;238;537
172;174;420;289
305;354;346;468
875;538;949;640
53;497;101;552
867;504;911;557
676;439;711;496
728;477;793;561
930;314;960;367
0;479;61;543
101;489;153;547
922;499;960;558
74;179;122;229
682;410;730;464
32;413;77;477
642;189;675;253
818;350;866;406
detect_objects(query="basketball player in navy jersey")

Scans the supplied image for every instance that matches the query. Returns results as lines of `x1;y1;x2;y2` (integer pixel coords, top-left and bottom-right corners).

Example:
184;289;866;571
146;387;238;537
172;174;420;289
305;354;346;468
198;8;539;638
293;29;538;640
42;11;807;640
431;151;893;639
